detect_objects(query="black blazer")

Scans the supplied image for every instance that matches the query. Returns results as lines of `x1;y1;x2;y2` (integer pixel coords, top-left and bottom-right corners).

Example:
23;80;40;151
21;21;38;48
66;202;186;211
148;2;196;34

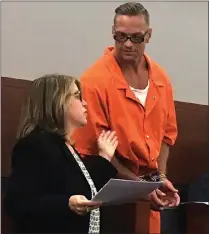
4;128;117;233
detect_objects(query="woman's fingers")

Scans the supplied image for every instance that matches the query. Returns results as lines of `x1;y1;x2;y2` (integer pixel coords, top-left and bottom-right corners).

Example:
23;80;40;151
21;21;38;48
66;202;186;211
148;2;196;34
79;200;102;207
103;130;111;141
98;130;105;140
112;140;118;149
98;130;118;145
106;131;116;142
77;196;102;208
69;195;99;214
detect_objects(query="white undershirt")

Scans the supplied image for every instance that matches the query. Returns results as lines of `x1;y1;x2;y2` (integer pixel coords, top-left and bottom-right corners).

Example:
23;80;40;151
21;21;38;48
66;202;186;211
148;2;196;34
130;80;149;107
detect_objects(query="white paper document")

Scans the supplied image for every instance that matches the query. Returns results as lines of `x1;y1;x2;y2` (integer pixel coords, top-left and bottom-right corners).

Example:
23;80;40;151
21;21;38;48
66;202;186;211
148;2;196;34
92;179;163;206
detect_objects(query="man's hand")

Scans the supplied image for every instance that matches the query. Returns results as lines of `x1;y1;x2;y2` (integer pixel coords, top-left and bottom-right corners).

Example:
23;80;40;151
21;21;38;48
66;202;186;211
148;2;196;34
148;189;168;211
159;178;180;207
148;178;180;210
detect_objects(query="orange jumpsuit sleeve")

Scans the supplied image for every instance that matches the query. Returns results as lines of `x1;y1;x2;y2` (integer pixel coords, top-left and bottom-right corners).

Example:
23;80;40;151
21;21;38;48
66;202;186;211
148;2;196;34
163;82;178;146
72;80;110;156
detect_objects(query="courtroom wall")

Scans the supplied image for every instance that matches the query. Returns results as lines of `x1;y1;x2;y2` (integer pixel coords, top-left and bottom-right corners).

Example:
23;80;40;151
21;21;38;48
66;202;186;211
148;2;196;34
1;1;208;104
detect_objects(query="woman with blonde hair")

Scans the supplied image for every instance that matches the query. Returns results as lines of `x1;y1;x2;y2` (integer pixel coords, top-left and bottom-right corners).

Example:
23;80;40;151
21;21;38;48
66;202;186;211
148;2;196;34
4;74;118;233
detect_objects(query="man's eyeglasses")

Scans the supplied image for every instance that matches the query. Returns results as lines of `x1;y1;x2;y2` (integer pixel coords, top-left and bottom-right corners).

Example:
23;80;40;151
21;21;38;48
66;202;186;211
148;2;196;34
113;30;148;44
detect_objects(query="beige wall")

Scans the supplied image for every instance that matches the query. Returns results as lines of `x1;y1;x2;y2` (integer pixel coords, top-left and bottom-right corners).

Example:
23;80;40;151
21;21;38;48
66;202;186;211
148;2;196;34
1;1;208;104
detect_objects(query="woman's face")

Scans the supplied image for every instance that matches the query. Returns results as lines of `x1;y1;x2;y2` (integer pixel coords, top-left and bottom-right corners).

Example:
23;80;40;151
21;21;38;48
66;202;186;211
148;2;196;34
65;82;87;130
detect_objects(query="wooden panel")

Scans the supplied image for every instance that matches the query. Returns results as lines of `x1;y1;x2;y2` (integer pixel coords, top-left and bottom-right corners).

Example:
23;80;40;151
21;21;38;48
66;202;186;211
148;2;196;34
101;203;136;233
1;187;14;234
101;202;150;234
167;101;209;184
187;204;209;234
1;77;31;177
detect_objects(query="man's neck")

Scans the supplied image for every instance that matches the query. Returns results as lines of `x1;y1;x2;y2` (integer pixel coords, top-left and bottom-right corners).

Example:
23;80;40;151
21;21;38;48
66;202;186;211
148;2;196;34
115;55;149;89
115;53;148;72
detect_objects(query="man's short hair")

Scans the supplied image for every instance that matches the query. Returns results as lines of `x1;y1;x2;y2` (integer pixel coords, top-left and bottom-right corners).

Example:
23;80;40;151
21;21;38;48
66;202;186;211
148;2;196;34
114;2;150;26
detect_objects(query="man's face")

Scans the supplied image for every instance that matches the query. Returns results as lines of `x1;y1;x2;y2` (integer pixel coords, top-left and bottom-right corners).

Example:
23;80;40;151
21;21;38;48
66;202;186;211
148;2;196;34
113;15;152;63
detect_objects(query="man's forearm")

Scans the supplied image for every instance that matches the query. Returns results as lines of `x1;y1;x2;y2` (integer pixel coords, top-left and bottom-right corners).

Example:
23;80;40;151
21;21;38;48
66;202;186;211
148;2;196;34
111;157;138;180
157;142;170;174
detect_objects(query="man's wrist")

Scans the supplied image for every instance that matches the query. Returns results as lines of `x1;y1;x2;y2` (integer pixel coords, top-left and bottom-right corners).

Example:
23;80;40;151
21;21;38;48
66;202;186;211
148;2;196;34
159;173;167;181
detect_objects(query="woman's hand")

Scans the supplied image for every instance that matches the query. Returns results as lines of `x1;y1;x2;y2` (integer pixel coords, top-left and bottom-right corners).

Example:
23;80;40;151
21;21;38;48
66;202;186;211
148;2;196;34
69;195;102;215
97;130;118;161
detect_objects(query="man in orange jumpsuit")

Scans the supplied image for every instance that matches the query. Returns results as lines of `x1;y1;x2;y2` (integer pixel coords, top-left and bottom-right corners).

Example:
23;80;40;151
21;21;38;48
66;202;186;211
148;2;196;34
73;2;180;233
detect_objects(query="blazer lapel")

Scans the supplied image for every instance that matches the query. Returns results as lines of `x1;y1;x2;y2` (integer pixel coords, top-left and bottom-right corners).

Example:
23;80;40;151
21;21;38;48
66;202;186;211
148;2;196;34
55;136;88;179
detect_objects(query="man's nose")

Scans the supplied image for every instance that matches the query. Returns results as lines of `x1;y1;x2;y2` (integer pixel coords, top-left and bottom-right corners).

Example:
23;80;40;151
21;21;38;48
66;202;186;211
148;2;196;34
124;38;133;47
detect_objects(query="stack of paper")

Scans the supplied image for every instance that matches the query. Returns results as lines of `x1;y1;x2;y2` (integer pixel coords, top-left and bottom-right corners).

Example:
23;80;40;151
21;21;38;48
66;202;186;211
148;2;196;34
92;179;163;206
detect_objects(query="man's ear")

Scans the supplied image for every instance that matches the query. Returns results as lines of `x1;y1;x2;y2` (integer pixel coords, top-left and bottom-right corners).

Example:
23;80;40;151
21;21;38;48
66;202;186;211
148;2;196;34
112;25;115;35
145;28;152;43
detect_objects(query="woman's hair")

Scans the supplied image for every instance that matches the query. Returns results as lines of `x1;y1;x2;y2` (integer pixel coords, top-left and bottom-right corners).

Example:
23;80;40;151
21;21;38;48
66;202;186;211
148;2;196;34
17;74;81;139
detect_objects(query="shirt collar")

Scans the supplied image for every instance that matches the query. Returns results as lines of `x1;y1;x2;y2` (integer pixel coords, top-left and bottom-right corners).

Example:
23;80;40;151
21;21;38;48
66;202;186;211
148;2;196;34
104;46;165;88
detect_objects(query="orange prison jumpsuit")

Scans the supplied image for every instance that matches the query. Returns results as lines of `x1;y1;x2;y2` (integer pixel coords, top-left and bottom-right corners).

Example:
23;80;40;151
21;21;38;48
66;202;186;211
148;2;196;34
72;47;178;234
